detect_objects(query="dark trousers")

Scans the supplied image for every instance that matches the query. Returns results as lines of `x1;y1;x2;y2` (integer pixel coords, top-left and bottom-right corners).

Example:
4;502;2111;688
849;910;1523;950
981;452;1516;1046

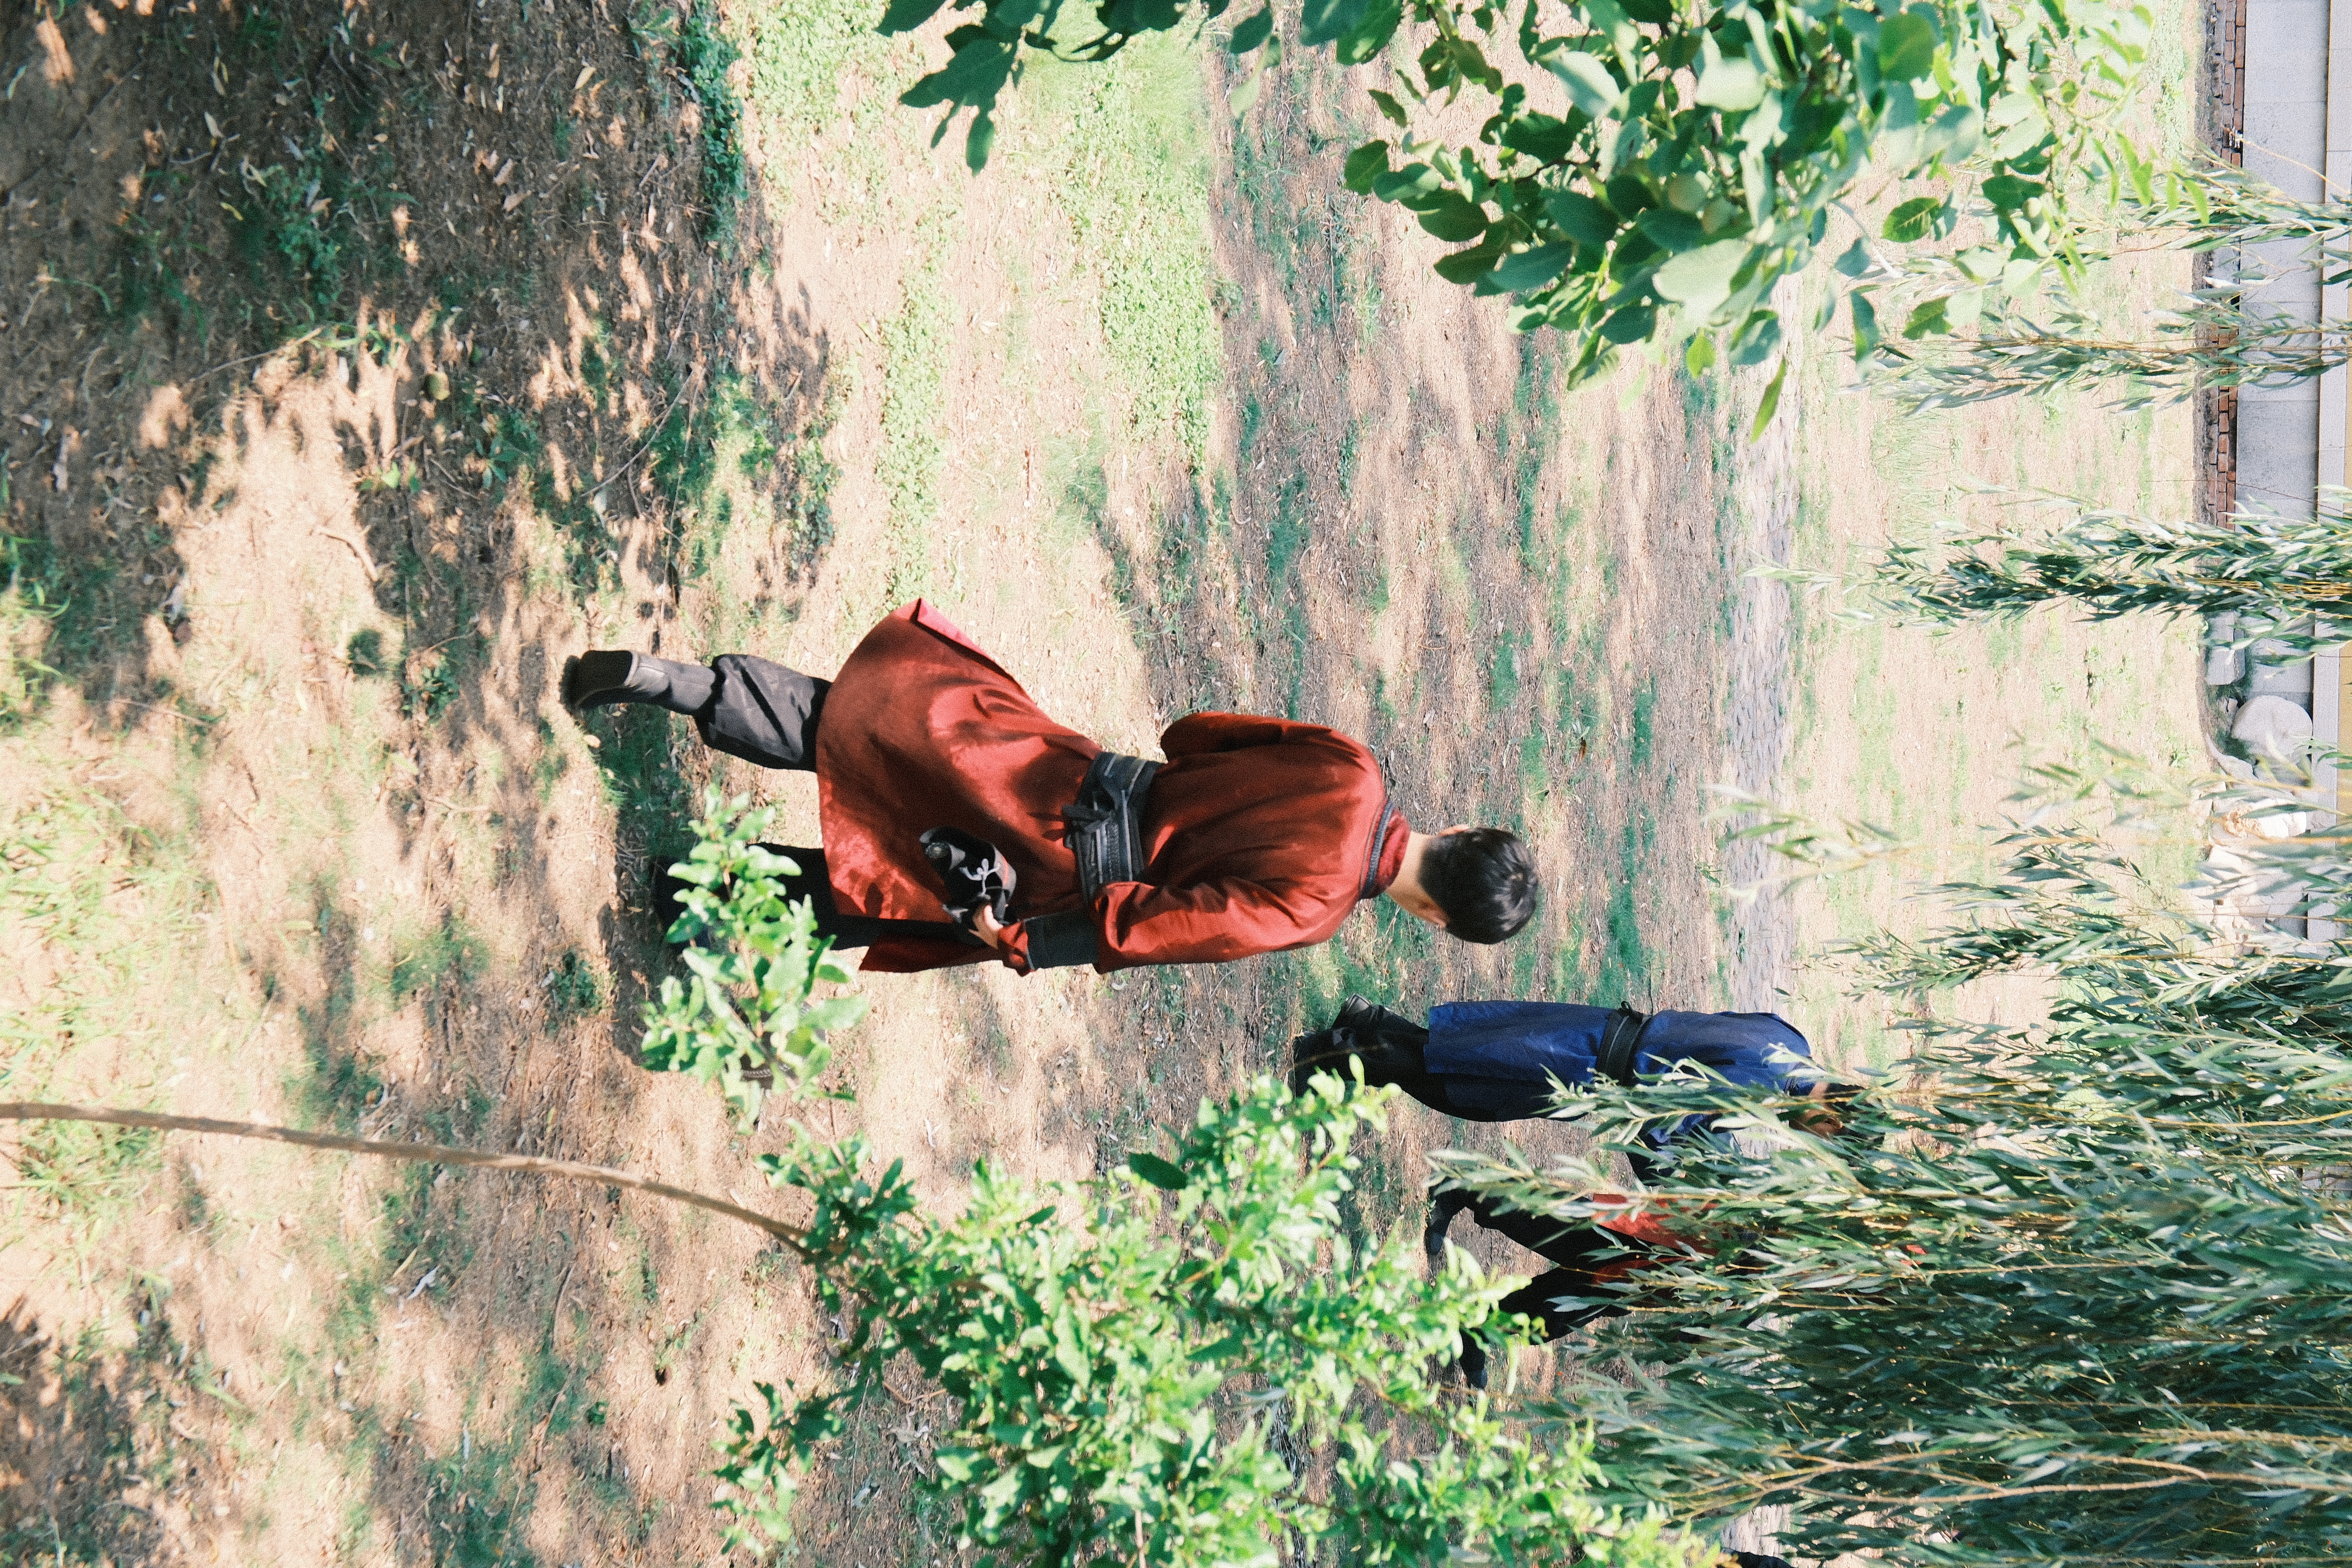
1455;1192;1652;1341
672;654;966;951
756;846;972;951
694;654;831;772
1300;1021;1653;1147
1310;1020;1668;1341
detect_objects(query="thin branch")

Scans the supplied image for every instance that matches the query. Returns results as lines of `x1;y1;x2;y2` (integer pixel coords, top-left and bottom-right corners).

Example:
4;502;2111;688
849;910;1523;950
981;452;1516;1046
0;1102;810;1256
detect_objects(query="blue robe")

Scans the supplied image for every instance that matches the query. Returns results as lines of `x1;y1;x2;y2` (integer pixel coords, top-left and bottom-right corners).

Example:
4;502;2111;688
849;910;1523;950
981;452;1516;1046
1426;1001;1814;1122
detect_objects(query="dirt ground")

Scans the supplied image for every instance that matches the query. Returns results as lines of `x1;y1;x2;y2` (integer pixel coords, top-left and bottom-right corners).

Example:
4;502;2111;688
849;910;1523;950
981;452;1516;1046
0;0;2193;1562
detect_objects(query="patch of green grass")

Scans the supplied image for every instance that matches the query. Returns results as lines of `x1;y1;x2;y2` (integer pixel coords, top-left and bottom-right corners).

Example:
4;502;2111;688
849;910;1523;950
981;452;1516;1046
389;915;490;1006
630;0;751;245
586;703;698;884
459;386;545;498
343;628;390;677
0;788;205;1230
1591;814;1657;1004
11;1121;164;1228
545;948;606;1020
291;983;386;1134
230;138;405;331
398;642;461;723
1510;343;1561;571
1012;38;1220;458
737;0;893;142
1628;680;1658;771
0;526;169;724
879;250;951;603
1489;626;1526;712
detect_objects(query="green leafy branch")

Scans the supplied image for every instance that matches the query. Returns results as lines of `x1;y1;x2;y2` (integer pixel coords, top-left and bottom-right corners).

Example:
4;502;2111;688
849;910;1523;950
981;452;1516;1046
874;0;2154;429
637;787;869;1123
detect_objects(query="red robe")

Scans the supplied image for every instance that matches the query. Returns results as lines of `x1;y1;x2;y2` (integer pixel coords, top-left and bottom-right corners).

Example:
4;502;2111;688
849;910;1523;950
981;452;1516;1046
813;602;1410;974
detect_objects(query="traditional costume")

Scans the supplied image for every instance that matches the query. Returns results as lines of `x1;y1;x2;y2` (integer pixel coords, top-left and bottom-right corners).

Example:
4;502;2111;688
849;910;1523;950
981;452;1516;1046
1295;997;1820;1364
607;602;1410;975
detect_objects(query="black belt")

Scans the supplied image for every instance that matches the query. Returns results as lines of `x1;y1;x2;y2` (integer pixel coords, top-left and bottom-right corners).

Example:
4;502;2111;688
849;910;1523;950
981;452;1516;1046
1064;750;1162;899
1595;1005;1651;1086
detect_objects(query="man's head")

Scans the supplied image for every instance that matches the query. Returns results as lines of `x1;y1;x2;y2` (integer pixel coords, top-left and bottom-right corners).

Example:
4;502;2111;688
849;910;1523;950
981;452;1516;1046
1792;1080;1866;1138
1414;826;1537;944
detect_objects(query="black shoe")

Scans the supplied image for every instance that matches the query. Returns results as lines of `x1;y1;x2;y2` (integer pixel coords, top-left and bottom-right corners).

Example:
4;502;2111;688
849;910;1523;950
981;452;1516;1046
1424;1188;1472;1259
1457;1332;1489;1390
1333;994;1425;1042
564;650;655;709
1289;1029;1341;1097
562;650;716;713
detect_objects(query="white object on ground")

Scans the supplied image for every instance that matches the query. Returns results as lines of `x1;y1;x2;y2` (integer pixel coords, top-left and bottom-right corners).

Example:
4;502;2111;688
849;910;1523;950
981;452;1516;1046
2233;694;2315;763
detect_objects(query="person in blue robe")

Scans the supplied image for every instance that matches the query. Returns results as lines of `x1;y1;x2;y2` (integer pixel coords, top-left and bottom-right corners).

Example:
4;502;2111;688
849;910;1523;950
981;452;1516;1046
1292;995;1821;1125
1291;995;1838;1387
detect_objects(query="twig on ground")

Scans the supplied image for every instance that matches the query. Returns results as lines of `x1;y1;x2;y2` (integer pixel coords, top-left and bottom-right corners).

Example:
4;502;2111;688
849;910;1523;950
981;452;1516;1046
0;1102;810;1251
314;526;380;582
588;383;688;497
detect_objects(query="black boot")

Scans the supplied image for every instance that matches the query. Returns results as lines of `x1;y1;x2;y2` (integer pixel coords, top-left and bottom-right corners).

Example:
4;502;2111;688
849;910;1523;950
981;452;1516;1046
1456;1331;1490;1390
1333;994;1426;1043
562;650;717;714
1289;1029;1343;1097
1424;1188;1473;1260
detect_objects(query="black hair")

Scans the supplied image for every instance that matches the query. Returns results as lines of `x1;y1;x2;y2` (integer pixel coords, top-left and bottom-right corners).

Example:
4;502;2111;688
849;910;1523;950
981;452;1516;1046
1421;827;1537;944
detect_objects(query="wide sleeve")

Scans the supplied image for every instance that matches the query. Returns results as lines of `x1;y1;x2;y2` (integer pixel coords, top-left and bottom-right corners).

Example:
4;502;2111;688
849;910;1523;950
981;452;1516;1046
1000;874;1350;973
1091;876;1348;969
1159;712;1361;760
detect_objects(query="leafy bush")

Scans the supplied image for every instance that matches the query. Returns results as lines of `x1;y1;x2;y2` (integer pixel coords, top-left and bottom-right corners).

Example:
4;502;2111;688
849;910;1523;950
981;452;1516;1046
640;788;1710;1565
884;0;2153;415
1437;769;2352;1564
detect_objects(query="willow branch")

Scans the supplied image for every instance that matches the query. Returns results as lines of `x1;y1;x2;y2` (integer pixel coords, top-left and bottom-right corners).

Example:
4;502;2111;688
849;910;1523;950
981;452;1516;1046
0;1102;811;1256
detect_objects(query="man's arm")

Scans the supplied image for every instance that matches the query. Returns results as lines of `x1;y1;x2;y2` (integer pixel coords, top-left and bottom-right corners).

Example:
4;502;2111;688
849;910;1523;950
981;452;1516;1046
1158;712;1366;760
981;875;1350;973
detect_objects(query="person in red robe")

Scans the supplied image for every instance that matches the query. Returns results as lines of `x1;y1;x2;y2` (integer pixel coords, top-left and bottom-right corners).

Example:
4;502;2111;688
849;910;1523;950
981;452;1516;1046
562;602;1537;975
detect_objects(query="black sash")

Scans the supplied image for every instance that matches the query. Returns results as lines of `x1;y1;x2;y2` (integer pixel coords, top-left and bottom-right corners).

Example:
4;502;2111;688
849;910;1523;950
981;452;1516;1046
1594;1005;1651;1087
1065;750;1162;899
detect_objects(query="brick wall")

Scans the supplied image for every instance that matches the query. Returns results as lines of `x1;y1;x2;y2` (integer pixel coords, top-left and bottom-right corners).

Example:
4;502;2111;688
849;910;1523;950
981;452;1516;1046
2199;0;2248;527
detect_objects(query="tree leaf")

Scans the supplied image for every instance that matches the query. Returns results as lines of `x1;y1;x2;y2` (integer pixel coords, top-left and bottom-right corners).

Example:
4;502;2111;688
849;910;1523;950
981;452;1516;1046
1335;0;1401;64
1342;139;1392;195
1367;87;1408;125
1227;63;1264;115
1636;207;1707;252
878;0;949;34
1850;289;1880;360
1882;195;1943;242
1600;304;1656;343
1748;357;1787;438
1298;0;1370;46
1371;162;1441;202
1877;9;1939;81
1433;238;1505;284
1696;52;1766;110
1416;191;1488;242
1477;243;1574;295
1652;238;1751;316
1127;1152;1190;1190
1549;190;1619;247
1981;172;2042;211
1547;51;1622;119
1228;5;1272;52
1902;294;1951;339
